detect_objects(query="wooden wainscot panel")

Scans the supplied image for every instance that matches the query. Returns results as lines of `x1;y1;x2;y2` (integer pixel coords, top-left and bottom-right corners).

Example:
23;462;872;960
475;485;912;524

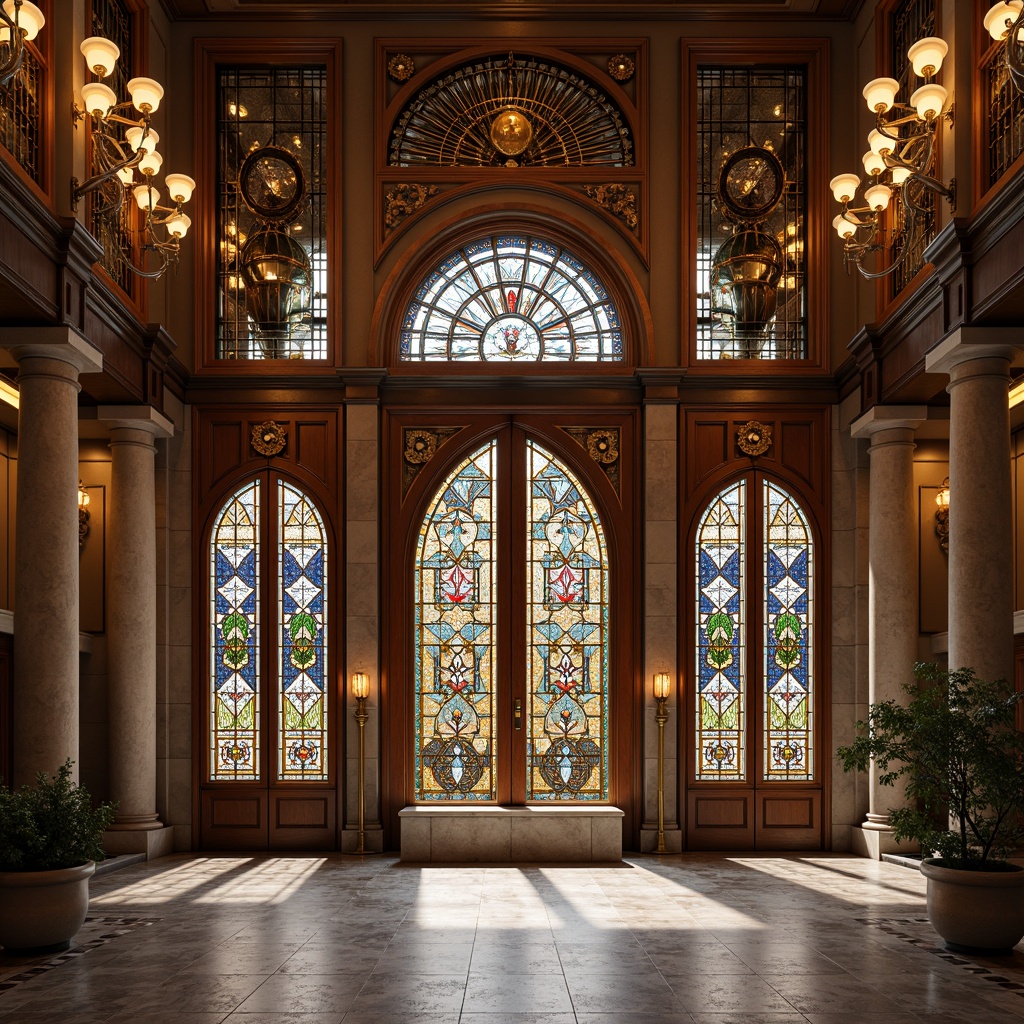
754;792;821;850
687;793;755;850
760;796;814;828
292;419;331;486
270;794;335;850
777;420;816;490
275;796;329;829
203;420;246;503
688;419;730;488
693;796;747;827
208;795;263;829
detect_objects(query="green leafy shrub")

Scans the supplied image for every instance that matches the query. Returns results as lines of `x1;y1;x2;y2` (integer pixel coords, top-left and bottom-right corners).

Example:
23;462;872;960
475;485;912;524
837;663;1024;869
0;760;116;872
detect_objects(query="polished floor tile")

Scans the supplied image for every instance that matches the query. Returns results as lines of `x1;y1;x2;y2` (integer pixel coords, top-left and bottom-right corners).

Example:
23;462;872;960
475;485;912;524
2;852;1024;1023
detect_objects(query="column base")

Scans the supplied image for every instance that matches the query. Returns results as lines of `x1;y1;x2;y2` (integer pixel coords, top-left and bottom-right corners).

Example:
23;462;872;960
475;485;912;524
850;824;920;860
102;825;175;860
639;826;683;853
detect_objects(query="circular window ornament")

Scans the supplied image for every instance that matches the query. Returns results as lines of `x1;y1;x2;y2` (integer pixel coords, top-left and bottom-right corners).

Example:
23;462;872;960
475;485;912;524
238;145;307;222
482;315;538;360
717;145;786;223
490;107;534;158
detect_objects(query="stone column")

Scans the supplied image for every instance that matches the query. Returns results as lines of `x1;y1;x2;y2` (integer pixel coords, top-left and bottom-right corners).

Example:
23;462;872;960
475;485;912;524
850;406;925;857
0;328;102;787
927;329;1021;684
99;406;175;858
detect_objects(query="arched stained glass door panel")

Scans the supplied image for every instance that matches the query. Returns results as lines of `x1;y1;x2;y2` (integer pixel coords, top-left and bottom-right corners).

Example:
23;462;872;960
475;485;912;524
690;475;819;850
413;434;609;804
203;475;334;850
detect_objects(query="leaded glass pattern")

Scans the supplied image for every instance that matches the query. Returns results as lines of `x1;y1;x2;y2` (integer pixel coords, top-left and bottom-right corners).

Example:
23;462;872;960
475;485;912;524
763;481;813;781
278;482;328;781
415;443;497;801
526;441;608;801
983;38;1024;189
696;67;807;360
0;39;42;185
695;482;746;781
210;481;261;781
400;235;623;363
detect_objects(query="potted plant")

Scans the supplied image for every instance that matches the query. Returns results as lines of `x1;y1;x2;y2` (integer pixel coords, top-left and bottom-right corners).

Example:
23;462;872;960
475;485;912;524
0;760;116;955
837;663;1024;954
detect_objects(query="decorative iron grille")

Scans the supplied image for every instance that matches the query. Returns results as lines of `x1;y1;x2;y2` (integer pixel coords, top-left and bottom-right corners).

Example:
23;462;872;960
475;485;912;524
90;0;135;294
696;66;807;360
984;41;1024;188
390;53;632;168
216;67;328;360
0;42;42;185
888;0;937;299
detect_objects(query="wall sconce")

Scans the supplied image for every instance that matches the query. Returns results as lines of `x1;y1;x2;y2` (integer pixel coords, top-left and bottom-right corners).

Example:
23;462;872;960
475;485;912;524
0;0;44;89
78;481;90;551
985;2;1024;92
653;672;671;854
935;477;950;555
351;672;370;855
829;35;955;279
71;36;195;280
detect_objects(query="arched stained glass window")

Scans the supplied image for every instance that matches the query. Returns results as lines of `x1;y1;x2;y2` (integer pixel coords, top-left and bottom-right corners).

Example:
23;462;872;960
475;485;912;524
527;441;608;801
763;480;813;781
211;481;261;781
415;442;497;801
209;478;329;783
278;481;329;781
695;481;746;781
400;235;623;363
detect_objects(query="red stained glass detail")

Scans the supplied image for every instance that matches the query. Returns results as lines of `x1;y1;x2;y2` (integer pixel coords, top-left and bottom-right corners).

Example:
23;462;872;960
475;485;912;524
441;564;474;602
507;289;517;313
549;564;582;603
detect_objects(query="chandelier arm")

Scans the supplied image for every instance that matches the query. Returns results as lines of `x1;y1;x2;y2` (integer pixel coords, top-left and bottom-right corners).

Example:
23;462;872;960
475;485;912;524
1007;6;1024;91
0;1;25;88
71;149;144;210
98;216;177;280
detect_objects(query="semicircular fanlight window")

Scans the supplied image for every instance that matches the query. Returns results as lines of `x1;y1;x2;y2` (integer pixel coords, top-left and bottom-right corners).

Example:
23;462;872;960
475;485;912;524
400;234;624;363
390;53;633;168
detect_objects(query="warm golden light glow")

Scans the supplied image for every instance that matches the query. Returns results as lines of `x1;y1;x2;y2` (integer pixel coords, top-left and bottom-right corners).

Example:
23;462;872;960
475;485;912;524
351;672;370;700
0;378;18;409
1010;379;1024;407
653;672;671;700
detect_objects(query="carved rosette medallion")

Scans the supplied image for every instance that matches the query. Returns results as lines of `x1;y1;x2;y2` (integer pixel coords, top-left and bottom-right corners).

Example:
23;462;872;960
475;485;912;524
385;183;440;230
388;53;415;82
737;420;772;458
608;54;635;82
251;420;287;457
402;427;461;497
582;183;638;232
562;426;621;497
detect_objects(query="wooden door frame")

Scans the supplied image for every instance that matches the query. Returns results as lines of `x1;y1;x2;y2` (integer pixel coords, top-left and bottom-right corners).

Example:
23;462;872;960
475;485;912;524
380;399;642;851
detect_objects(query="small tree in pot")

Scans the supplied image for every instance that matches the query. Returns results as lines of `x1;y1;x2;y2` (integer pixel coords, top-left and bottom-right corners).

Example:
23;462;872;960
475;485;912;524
0;760;116;954
837;663;1024;953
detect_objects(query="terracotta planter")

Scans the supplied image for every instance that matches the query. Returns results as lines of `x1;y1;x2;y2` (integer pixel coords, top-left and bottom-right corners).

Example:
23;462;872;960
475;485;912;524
0;861;95;955
920;857;1024;955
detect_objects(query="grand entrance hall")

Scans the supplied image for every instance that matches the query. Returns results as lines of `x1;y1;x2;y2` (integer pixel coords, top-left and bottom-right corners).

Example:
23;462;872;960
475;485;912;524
1;852;1022;1023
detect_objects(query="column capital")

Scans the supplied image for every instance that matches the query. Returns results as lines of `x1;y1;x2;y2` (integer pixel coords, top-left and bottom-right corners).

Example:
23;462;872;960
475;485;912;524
0;326;103;375
97;405;174;439
925;327;1024;376
850;405;927;440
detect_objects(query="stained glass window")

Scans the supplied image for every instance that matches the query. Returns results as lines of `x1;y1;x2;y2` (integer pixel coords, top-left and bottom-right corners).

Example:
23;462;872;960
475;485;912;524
400;235;623;363
763;480;813;781
278;482;328;781
210;481;261;781
695;482;746;781
415;442;497;801
527;442;608;801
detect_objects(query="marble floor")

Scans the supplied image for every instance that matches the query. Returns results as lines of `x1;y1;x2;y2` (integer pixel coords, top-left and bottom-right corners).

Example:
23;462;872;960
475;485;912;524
2;852;1024;1024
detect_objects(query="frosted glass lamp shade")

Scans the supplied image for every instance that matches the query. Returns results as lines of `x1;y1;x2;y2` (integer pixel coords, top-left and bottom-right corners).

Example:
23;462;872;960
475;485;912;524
352;672;370;699
80;35;120;78
653;673;671;699
907;36;948;78
125;126;158;153
867;129;894;156
864;182;892;211
3;0;43;41
911;83;948;120
863;77;900;113
164;173;196;204
833;215;858;240
80;82;116;118
891;165;912;185
829;172;861;203
862;149;886;176
133;184;160;211
127;76;163;113
116;166;135;186
137;149;162;177
166;213;191;239
985;2;1024;42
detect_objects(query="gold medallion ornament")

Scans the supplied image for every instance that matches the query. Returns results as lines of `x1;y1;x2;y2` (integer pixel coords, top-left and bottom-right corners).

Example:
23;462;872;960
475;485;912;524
737;420;772;457
586;430;619;465
490;107;533;158
388;54;415;82
608;54;634;82
403;431;438;465
251;420;287;457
